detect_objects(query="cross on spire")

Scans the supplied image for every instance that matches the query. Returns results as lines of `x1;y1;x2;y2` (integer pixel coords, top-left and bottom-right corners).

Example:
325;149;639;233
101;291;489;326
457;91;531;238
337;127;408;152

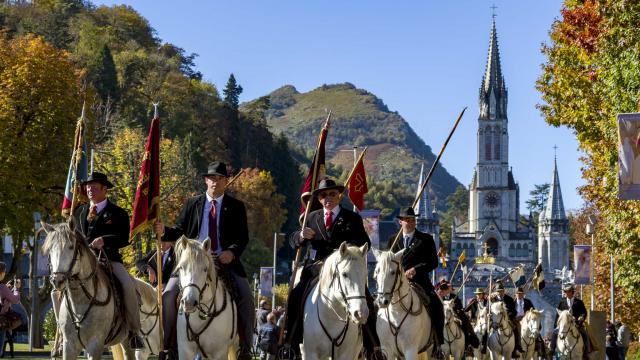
491;4;498;20
553;144;558;160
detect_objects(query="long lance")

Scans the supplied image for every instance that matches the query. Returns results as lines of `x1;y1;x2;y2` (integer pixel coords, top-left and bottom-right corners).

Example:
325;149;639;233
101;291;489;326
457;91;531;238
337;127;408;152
278;111;331;346
455;263;476;296
68;102;87;219
389;107;467;252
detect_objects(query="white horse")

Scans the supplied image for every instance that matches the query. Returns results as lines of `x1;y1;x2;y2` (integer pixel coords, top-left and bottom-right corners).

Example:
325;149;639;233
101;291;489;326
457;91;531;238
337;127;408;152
174;236;238;360
372;249;432;360
134;278;161;360
519;309;544;360
473;304;489;360
487;302;515;360
555;310;583;360
301;242;369;360
442;300;465;360
42;222;134;360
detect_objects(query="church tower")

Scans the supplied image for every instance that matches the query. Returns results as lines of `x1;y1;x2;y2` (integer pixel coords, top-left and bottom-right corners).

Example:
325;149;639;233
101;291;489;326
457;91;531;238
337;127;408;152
468;19;520;257
414;163;440;250
538;157;569;271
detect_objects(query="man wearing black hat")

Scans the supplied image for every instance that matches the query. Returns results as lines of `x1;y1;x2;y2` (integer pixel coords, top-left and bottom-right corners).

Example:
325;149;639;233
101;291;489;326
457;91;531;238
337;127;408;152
389;207;444;350
514;287;534;321
72;172;144;349
549;284;592;357
464;288;488;322
490;281;524;355
284;179;380;358
154;161;254;360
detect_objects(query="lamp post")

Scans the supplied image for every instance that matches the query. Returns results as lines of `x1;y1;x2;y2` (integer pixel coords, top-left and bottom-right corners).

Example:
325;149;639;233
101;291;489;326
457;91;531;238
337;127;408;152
586;215;596;311
273;232;285;307
610;254;615;321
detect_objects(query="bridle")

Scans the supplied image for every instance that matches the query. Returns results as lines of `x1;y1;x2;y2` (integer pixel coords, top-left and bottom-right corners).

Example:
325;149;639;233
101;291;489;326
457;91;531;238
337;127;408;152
489;305;514;354
178;257;234;358
521;312;540;352
558;314;580;357
317;257;367;359
442;305;464;353
377;260;410;306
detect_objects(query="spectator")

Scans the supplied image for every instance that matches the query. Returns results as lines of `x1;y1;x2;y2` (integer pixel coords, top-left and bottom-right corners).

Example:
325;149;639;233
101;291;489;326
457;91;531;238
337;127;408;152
0;263;20;358
606;321;620;360
257;312;279;360
256;299;270;330
617;320;631;360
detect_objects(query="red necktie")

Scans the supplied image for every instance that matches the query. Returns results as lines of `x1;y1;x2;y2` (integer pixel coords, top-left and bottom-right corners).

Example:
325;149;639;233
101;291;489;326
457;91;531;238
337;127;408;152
208;200;218;250
87;204;97;221
325;211;333;230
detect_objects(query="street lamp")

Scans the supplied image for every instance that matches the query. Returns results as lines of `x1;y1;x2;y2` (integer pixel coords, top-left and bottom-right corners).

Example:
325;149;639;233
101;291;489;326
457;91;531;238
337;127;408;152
273;232;285;307
586;215;596;311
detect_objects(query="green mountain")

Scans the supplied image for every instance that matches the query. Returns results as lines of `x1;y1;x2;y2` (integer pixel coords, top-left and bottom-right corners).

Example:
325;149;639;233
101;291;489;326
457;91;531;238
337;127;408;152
260;82;462;213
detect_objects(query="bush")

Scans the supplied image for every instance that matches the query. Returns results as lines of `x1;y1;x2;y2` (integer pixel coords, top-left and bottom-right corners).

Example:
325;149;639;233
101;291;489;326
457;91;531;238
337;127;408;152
43;309;57;342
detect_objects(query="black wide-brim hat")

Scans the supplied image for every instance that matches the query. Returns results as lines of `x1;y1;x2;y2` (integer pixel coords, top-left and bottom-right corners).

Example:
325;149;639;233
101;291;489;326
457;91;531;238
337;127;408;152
202;161;229;177
311;179;345;197
396;206;419;219
81;172;114;189
474;288;485;295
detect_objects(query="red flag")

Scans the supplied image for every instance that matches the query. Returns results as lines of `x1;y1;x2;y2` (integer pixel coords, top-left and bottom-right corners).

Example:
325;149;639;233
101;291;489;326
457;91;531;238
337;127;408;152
130;116;161;240
299;114;330;215
61;113;88;217
347;150;368;211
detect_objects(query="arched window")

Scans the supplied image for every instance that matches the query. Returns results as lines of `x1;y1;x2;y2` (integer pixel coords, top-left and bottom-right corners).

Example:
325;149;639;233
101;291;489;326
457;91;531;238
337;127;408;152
494;126;501;160
523;244;529;258
509;244;515;257
487;238;499;256
485;127;492;161
516;243;522;257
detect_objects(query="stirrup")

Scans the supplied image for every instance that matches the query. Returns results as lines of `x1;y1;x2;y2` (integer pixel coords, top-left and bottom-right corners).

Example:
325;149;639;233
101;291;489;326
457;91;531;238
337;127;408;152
277;344;298;360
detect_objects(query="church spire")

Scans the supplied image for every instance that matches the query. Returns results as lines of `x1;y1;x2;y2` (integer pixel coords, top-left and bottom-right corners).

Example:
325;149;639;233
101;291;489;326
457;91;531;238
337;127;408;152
479;18;508;120
541;158;566;221
414;163;433;219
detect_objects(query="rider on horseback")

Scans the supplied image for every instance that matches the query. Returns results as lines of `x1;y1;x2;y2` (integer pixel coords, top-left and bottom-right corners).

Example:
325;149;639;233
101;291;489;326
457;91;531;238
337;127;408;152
389;207;444;353
549;283;594;359
437;281;480;350
283;179;381;359
61;172;145;350
489;281;524;356
154;161;255;360
464;288;489;353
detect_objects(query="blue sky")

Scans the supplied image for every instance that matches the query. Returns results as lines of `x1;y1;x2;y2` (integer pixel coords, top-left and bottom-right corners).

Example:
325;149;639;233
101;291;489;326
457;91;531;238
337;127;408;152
95;0;583;212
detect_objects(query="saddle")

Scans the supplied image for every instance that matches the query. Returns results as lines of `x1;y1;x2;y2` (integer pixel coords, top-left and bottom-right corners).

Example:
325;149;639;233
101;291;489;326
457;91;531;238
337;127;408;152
409;283;431;308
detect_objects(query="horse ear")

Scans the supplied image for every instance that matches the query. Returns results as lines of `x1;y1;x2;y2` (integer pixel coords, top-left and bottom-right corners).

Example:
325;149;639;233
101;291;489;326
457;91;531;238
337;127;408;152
40;221;54;234
538;309;544;314
339;242;347;256
556;309;562;316
177;235;188;250
392;248;405;262
372;248;382;261
359;243;369;257
202;237;212;252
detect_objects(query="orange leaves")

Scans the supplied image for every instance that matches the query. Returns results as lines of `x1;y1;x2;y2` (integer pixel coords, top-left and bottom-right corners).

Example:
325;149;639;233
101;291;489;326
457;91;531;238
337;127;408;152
557;1;604;54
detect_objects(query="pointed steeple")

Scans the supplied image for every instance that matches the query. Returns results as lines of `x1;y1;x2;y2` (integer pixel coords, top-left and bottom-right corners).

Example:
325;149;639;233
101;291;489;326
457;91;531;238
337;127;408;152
479;18;508;120
541;158;566;221
414;163;433;219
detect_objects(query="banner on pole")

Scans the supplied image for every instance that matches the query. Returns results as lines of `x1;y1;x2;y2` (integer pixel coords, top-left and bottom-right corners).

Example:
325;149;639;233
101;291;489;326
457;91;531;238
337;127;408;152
360;209;380;262
574;245;592;285
435;268;449;283
617;113;640;199
259;267;274;298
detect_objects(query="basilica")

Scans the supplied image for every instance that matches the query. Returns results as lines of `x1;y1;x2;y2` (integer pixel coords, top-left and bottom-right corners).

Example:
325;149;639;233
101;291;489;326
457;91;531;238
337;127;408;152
438;20;569;272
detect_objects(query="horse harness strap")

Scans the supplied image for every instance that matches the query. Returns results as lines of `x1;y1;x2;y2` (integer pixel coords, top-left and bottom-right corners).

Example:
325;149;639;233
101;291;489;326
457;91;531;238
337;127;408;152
139;302;159;354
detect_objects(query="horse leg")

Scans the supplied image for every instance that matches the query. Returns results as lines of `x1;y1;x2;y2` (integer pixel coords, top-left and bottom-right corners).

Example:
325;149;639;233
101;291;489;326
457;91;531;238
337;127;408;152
404;348;419;360
120;341;136;360
61;339;82;360
84;339;105;360
135;347;150;360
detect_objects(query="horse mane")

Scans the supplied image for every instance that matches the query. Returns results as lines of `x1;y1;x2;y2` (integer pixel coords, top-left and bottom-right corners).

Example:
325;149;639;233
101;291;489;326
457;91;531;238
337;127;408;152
175;236;215;280
557;309;574;326
490;301;507;315
42;222;95;267
525;309;542;321
319;244;362;291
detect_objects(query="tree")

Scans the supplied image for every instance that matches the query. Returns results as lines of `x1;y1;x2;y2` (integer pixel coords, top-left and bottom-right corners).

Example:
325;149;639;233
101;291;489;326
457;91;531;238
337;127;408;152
525;183;550;218
94;44;118;101
223;73;243;110
439;185;469;248
537;0;640;332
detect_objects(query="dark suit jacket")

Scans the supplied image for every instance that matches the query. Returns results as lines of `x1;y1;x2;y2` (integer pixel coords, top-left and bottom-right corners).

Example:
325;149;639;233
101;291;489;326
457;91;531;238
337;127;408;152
139;247;176;286
518;298;535;313
555;297;587;326
163;193;249;277
464;298;488;321
290;206;370;262
387;230;438;292
494;293;517;320
73;200;130;264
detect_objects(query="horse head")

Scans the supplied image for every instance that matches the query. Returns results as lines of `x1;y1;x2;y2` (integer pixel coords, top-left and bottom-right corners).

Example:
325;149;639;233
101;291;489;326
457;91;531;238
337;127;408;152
523;309;544;338
556;309;576;334
443;299;461;326
320;242;369;325
475;303;490;335
372;248;405;308
490;301;509;327
174;236;216;313
42;221;90;290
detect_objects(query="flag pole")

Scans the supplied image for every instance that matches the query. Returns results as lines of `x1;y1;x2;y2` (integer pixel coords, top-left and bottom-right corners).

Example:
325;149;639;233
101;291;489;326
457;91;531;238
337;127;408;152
455;263;476;296
449;250;464;284
68;102;87;219
389;107;466;251
279;111;331;346
151;102;165;353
